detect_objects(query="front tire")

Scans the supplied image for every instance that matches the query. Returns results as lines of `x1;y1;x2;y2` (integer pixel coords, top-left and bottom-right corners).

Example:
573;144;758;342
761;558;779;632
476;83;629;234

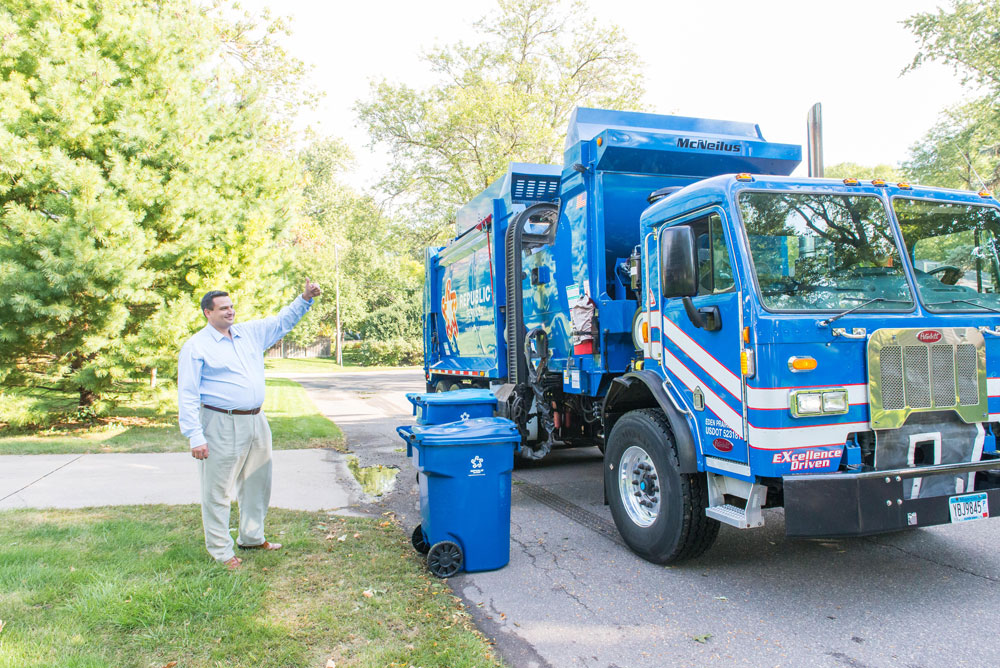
605;408;719;564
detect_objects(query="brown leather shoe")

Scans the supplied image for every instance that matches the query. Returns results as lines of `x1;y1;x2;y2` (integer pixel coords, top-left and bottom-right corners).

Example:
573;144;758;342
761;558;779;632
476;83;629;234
224;556;243;570
237;541;282;551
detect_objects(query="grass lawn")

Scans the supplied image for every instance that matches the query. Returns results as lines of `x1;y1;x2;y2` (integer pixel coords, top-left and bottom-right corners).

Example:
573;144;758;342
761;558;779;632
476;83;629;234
0;379;342;456
0;506;500;668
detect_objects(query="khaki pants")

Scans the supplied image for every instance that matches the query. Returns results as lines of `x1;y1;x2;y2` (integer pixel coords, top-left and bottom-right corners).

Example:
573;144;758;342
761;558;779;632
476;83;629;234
198;408;273;562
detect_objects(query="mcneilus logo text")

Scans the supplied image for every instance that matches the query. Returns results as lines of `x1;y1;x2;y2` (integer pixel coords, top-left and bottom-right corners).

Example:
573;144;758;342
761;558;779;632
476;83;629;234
677;137;741;153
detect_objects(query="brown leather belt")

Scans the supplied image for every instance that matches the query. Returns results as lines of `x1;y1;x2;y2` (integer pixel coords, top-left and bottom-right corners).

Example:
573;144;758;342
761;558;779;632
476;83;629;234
202;404;261;415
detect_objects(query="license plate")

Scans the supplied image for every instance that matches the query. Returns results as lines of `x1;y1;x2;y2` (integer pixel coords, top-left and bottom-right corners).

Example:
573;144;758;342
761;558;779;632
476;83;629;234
949;492;989;523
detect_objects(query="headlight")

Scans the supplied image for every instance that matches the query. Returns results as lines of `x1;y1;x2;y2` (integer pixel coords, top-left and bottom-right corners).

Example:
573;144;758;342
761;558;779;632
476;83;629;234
795;392;823;415
822;391;848;413
791;388;849;418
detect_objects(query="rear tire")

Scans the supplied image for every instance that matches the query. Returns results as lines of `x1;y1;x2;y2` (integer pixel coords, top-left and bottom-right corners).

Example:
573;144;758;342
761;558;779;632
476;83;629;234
605;408;719;563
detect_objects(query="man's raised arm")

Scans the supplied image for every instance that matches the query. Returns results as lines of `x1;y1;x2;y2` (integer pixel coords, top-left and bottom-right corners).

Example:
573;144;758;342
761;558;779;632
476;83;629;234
252;279;323;350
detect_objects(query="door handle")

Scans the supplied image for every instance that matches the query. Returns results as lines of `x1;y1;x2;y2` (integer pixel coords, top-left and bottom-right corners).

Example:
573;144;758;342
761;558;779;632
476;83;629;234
682;298;722;331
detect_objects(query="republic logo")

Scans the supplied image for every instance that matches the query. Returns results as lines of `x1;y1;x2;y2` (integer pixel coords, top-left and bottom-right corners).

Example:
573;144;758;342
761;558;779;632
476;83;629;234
441;277;459;342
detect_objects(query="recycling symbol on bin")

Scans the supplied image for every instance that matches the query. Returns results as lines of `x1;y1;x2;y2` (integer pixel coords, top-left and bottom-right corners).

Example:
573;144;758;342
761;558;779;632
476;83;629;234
471;456;483;469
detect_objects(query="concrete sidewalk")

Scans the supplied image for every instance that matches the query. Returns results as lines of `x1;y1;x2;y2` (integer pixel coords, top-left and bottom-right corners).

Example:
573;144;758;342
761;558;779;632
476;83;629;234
0;449;363;512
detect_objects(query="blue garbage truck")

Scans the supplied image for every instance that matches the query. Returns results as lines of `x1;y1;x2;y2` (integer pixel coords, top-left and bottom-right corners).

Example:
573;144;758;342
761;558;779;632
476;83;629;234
422;106;1000;563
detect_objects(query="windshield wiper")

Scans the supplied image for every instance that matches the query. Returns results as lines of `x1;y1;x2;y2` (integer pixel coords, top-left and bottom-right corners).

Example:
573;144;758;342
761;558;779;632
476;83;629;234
927;298;1000;314
818;297;912;327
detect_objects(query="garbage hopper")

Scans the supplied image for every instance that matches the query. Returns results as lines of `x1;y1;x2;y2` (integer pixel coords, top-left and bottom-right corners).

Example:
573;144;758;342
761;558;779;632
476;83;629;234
405;388;498;425
396;417;520;577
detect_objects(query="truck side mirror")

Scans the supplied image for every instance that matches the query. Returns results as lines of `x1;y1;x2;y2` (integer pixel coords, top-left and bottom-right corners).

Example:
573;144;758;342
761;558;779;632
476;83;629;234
660;226;698;299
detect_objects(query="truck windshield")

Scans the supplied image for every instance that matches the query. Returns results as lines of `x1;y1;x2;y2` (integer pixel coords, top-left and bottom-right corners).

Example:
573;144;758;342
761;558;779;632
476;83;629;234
738;192;914;311
893;198;1000;312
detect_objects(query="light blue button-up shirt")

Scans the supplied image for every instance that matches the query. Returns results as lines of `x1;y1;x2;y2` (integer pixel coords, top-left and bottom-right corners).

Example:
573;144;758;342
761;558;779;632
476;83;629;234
177;296;312;448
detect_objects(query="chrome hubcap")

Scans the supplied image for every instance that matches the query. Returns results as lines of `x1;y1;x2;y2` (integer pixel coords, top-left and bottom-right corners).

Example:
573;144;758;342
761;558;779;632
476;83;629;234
619;445;660;527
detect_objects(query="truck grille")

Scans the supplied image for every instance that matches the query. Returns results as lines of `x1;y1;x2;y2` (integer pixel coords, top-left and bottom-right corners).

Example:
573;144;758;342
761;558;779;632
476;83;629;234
868;328;987;429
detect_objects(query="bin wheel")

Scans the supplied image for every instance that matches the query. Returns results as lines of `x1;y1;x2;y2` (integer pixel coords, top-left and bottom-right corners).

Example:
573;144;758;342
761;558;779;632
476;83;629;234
427;540;463;578
411;524;430;554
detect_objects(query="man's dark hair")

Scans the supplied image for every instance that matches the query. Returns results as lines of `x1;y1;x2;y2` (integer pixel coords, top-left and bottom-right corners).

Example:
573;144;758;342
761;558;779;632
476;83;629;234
200;290;229;315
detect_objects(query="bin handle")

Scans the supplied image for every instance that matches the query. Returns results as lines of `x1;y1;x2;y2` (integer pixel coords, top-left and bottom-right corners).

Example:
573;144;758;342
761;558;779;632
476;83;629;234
396;425;415;458
404;393;419;416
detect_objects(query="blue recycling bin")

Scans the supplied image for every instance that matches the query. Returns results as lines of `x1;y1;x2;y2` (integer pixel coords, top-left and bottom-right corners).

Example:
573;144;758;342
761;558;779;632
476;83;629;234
405;389;498;425
397;417;520;577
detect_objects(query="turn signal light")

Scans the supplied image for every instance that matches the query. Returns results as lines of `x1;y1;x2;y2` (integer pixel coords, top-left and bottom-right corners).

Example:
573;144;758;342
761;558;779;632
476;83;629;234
788;356;818;372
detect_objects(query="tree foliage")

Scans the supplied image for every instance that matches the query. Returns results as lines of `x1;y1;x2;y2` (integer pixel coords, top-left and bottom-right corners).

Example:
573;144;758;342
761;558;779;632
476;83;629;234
290;138;422;346
356;0;645;254
0;0;309;408
824;163;902;182
903;1;1000;190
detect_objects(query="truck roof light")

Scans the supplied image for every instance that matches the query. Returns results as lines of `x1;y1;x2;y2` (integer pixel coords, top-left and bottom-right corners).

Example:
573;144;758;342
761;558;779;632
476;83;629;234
980;190;994;199
735;173;753;182
842;178;859;186
897;182;912;190
871;179;887;187
788;356;818;372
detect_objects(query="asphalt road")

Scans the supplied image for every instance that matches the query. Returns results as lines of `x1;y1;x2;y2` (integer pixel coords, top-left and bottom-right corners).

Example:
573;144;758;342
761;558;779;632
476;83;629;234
295;369;1000;668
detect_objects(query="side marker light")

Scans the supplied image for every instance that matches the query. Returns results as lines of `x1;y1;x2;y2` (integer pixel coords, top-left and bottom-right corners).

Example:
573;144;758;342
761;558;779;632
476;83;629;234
788;356;818;372
642;321;649;343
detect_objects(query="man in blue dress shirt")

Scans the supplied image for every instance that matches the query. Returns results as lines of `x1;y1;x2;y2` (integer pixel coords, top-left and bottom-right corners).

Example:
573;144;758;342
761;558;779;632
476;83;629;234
178;280;322;569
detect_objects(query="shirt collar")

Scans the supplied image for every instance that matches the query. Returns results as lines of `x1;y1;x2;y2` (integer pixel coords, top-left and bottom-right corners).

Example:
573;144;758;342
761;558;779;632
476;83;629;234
203;324;241;341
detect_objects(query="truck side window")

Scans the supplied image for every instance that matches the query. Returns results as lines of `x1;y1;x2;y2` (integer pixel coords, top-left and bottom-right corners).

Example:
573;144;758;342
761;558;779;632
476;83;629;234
689;213;734;295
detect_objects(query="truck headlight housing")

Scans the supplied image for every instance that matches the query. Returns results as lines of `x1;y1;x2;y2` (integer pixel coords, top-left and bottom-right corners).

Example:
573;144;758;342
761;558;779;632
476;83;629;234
790;389;849;418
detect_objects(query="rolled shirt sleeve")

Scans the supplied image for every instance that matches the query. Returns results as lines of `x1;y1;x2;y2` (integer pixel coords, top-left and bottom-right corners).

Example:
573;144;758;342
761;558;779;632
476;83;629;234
177;340;207;448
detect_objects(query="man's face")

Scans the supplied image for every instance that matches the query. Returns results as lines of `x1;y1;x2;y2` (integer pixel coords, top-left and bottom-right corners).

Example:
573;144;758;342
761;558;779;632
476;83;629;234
204;296;235;330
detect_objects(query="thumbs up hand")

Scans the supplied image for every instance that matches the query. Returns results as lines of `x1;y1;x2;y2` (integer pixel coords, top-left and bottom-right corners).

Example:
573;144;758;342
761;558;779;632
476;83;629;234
302;279;322;301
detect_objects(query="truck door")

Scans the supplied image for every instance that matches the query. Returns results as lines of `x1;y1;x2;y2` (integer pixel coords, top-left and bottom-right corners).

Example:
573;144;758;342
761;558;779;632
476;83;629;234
659;209;748;468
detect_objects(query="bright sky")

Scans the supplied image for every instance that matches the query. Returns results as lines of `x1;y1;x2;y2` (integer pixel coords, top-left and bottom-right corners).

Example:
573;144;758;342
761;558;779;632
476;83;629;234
245;0;970;185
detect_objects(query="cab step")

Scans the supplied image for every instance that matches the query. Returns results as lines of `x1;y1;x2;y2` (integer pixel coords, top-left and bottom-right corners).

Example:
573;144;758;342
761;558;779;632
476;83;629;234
705;472;767;529
706;503;762;529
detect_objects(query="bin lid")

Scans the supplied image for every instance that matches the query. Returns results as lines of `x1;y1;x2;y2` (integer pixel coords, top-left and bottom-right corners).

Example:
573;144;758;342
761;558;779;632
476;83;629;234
407;417;521;446
406;389;498;406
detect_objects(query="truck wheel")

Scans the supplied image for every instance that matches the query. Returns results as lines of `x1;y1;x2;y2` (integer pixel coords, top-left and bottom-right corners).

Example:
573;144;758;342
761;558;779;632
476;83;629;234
605;408;719;564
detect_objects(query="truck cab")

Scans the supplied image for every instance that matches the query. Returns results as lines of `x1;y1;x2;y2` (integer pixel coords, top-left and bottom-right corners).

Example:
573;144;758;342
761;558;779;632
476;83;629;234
605;174;1000;562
